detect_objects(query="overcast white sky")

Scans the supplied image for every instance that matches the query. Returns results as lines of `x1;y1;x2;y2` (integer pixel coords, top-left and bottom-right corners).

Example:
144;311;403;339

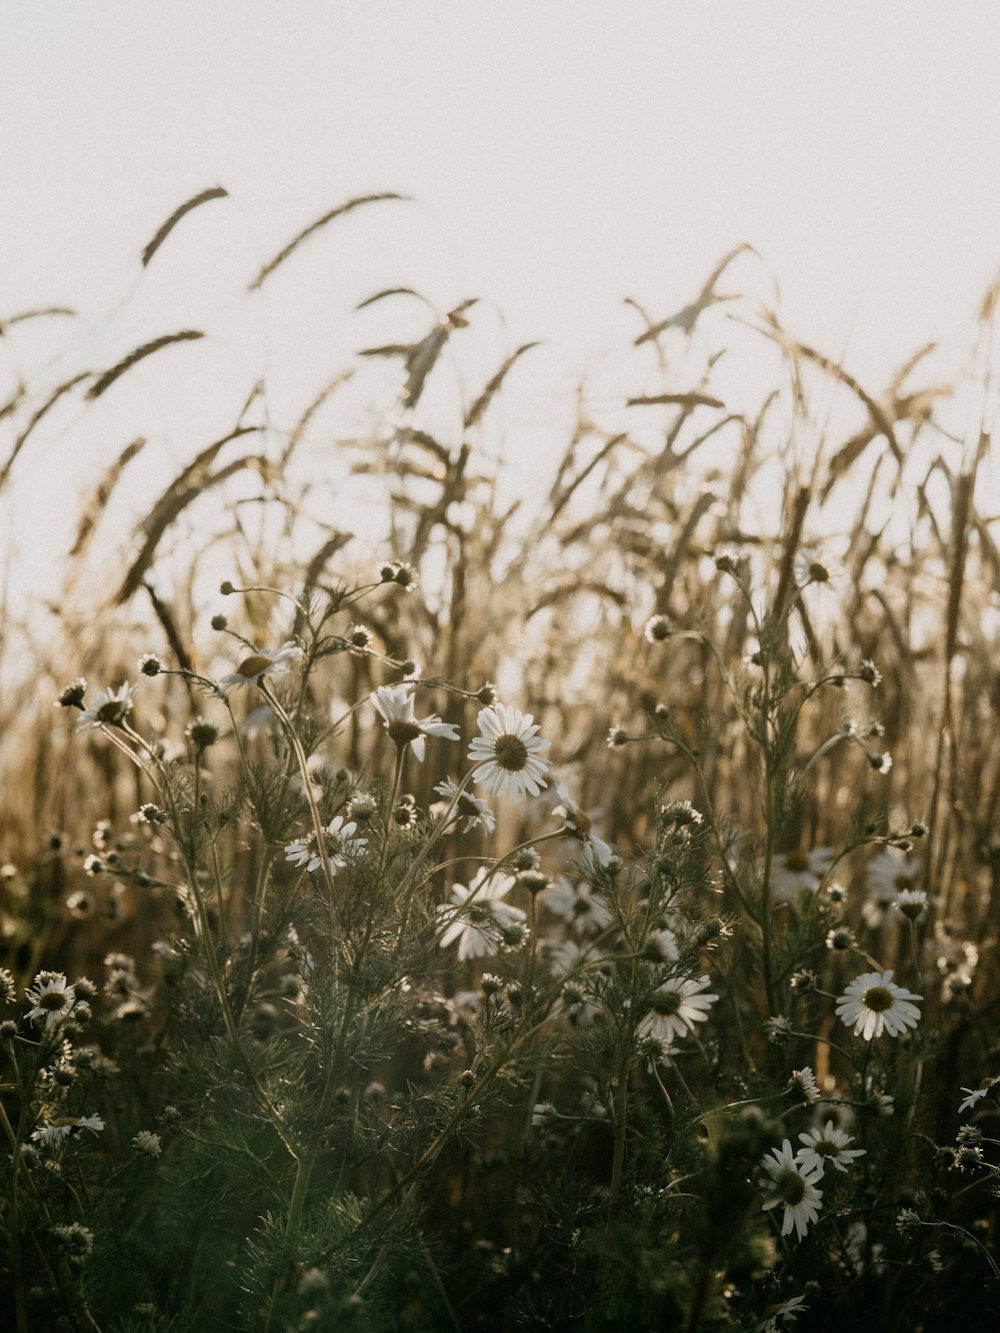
3;4;1000;605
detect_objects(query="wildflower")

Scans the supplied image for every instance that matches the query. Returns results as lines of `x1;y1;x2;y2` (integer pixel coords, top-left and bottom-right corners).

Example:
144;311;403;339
56;677;87;709
759;1295;809;1331
0;968;16;1003
793;547;841;589
545;876;612;932
859;659;882;686
869;750;893;774
790;969;817;994
52;1223;95;1260
371;685;458;761
476;682;498;705
770;846;836;901
83;854;103;876
826;925;856;951
894;888;929;922
796;1121;865;1176
138;653;161;677
552;784;613;865
759;1139;823;1239
765;1015;792;1043
132;1130;162;1157
638;974;718;1044
959;1077;999;1114
644;614;672;643
75;1114;105;1134
219;642;302;692
347;791;378;823
284;816;367;875
836;969;922;1040
134;803;167;825
864;848;921;928
392;561;418;591
185;717;220;749
436;867;525;961
788;1067;821;1105
393;798;419;829
607;727;629;749
25;972;76;1029
645;928;680;963
432;777;496;834
210;613;227;630
468;704;551;802
659;799;703;827
347;623;373;650
76;682;138;730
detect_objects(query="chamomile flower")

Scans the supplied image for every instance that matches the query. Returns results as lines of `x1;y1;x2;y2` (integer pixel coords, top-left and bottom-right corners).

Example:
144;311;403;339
371;686;459;762
284;816;367;875
25;972;77;1029
793;547;842;590
959;1076;1000;1114
770;846;837;902
835;969;922;1040
436;867;525;961
552;784;613;866
468;704;551;802
758;1295;809;1330
76;682;138;731
219;642;302;693
545;876;612;932
864;848;921;928
796;1121;866;1176
893;888;930;922
432;777;496;834
759;1139;824;1240
638;974;718;1044
788;1067;821;1105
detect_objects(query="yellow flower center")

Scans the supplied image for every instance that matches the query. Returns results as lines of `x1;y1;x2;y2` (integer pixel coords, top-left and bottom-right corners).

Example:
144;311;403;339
95;700;124;724
388;719;422;745
236;654;272;678
862;985;894;1012
784;851;811;872
39;990;69;1011
778;1169;807;1204
651;990;681;1017
493;734;529;773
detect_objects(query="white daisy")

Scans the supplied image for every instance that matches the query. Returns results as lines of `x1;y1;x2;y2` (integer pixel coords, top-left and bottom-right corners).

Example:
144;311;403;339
468;704;551;802
371;686;459;762
25;972;77;1028
638;974;718;1044
545;876;612;933
436;867;526;961
770;847;837;902
788;1067;821;1105
219;642;302;693
552;784;613;866
864;848;921;928
76;682;138;731
284;815;367;875
760;1139;824;1240
792;547;843;590
432;777;496;834
796;1121;866;1176
959;1076;999;1114
758;1294;809;1330
835;969;922;1040
893;888;930;922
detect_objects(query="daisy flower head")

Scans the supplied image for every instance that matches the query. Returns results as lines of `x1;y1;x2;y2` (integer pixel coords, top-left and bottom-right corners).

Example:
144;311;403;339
552;784;613;865
759;1139;823;1240
758;1295;809;1331
432;777;496;834
284;815;367;875
643;614;672;643
25;972;77;1029
864;847;921;928
770;846;836;902
638;974;718;1044
836;969;922;1040
76;682;138;731
792;546;843;590
893;888;930;922
787;1067;821;1105
796;1121;866;1176
468;703;551;802
219;642;302;693
959;1075;1000;1114
436;867;525;961
545;876;612;933
371;686;459;762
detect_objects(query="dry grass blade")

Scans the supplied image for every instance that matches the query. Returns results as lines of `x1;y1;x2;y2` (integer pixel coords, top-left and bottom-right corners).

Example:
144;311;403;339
356;287;428;311
281;369;354;469
360;300;478;409
70;436;147;557
87;331;205;401
0;384;26;423
140;187;229;268
292;533;353;637
0;371;91;490
464;342;540;429
116;453;261;604
248;193;409;291
0;306;76;335
632;243;754;345
142;580;195;675
626;392;725;410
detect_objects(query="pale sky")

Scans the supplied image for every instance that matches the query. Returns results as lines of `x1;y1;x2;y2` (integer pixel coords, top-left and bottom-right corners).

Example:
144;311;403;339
3;4;1000;609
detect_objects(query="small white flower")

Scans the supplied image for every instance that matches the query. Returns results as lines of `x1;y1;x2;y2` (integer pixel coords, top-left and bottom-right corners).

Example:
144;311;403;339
371;686;458;762
432;777;495;834
552;784;613;866
864;848;921;928
219;642;302;693
76;682;138;731
959;1077;999;1114
796;1121;866;1176
638;974;718;1044
758;1294;809;1330
468;704;551;802
788;1067;821;1105
75;1114;105;1134
836;969;922;1040
284;816;367;875
25;973;76;1028
770;847;836;902
436;867;525;961
760;1139;823;1240
793;547;842;590
643;614;672;643
545;876;612;933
